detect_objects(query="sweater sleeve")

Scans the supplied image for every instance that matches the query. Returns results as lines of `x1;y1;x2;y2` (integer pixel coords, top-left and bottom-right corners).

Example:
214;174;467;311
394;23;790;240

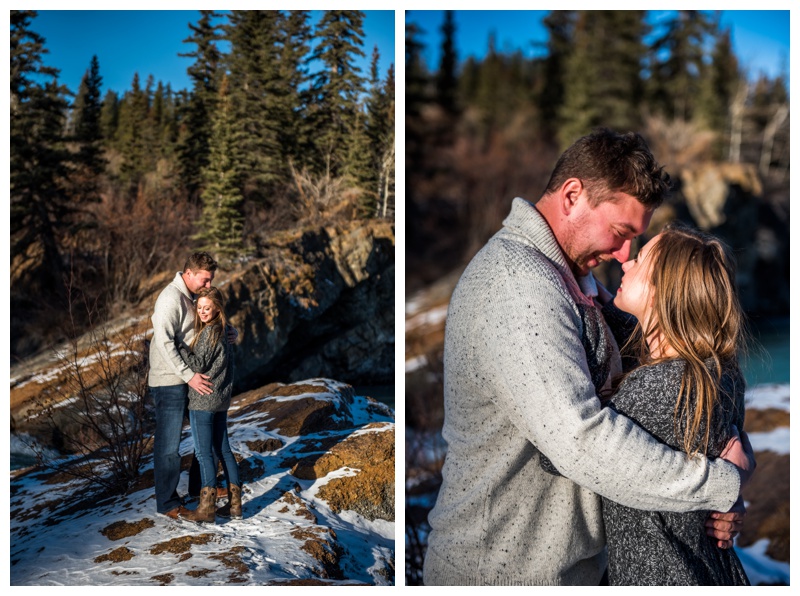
480;252;740;513
151;291;194;384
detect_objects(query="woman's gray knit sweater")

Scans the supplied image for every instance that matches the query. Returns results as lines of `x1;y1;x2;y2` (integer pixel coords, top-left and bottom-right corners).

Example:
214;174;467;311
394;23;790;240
602;359;750;585
423;197;741;585
178;322;233;412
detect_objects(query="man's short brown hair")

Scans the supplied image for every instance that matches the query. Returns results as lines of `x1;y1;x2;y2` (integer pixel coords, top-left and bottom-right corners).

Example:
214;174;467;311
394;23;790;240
545;128;671;209
184;252;218;273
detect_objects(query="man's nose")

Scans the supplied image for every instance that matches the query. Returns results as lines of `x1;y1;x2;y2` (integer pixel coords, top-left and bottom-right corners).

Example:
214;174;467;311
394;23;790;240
612;239;632;263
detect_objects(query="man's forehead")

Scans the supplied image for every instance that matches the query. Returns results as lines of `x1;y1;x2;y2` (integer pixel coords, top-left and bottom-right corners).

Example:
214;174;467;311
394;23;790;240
606;193;652;233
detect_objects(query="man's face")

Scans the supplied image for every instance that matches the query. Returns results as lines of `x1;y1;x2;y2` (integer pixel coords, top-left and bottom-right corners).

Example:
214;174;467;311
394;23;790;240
562;188;652;276
183;268;214;294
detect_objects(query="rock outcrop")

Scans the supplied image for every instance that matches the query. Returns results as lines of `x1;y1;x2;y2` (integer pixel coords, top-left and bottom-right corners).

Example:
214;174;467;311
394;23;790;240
10;218;394;452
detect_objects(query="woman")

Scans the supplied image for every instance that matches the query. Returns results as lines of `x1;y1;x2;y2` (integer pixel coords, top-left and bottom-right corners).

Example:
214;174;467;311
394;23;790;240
178;287;242;523
601;223;750;585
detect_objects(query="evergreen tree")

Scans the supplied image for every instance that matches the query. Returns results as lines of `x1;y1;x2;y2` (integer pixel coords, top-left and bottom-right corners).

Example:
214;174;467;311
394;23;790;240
276;10;312;176
194;75;245;257
225;10;284;198
177;10;223;201
558;10;647;148
436;10;458;116
116;72;150;194
308;10;367;177
10;10;73;295
647;10;715;121
405;17;429;118
536;11;576;140
70;55;106;199
99;89;119;144
696;22;741;157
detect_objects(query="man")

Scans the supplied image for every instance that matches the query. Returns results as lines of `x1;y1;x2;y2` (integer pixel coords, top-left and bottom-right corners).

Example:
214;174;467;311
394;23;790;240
149;252;234;518
423;129;754;585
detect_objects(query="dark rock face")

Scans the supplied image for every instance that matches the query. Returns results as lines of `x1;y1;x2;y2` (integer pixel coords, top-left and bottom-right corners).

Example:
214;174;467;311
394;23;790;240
668;161;789;316
225;220;395;391
10;220;394;452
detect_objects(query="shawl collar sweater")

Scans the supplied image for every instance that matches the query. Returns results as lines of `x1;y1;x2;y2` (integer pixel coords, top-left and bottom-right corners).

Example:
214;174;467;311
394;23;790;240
148;272;196;387
423;198;740;585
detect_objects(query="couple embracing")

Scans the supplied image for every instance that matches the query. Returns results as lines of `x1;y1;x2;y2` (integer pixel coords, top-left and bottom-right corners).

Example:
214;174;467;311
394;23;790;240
148;252;242;523
424;129;756;585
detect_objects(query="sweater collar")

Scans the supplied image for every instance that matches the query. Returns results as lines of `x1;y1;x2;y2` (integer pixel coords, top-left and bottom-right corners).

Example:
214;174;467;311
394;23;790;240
503;197;598;303
172;271;195;302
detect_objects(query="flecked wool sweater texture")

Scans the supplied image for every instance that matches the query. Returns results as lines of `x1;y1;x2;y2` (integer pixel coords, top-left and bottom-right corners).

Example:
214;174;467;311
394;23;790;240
178;322;234;412
148;272;197;387
423;198;741;585
603;359;750;585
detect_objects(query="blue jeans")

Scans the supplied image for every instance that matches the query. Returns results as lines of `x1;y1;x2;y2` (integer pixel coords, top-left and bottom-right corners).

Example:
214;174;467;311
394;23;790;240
189;409;240;489
151;384;188;513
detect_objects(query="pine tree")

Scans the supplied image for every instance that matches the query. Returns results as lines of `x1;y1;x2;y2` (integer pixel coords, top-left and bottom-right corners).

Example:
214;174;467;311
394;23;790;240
70;55;106;200
308;10;367;177
116;72;150;195
276;10;312;176
536;11;576;140
361;54;396;217
99;89;119;144
647;10;715;122
558;10;647;148
177;10;223;201
11;10;73;295
225;10;284;198
696;22;741;157
194;75;245;258
436;10;458;116
405;17;429;118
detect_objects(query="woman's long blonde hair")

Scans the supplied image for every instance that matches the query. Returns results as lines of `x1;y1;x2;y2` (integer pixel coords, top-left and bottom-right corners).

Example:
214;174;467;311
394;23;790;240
190;287;228;349
626;222;746;458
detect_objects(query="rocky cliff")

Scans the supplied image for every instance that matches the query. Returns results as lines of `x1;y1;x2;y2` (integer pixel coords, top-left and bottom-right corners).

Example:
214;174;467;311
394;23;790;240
10;218;394;448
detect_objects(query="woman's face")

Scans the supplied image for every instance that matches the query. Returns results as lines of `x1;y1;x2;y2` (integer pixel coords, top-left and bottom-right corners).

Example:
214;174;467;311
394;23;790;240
615;234;660;322
197;297;220;324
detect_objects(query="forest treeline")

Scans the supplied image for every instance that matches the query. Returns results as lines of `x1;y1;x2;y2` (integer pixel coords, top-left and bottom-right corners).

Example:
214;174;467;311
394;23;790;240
10;10;395;359
405;10;789;293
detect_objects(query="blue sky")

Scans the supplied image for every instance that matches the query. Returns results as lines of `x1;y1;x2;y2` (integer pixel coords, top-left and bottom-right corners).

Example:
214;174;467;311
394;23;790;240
407;10;790;82
28;10;395;97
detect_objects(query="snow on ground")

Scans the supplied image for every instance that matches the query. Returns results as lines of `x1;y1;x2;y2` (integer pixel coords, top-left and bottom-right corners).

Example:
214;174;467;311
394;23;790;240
10;390;395;586
744;383;790;411
735;539;791;586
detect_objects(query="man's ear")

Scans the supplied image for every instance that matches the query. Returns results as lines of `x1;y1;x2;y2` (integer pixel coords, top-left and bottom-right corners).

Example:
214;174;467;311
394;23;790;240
560;178;584;215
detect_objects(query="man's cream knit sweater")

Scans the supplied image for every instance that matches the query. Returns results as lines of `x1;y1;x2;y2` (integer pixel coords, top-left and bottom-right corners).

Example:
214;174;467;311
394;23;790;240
148;272;196;387
423;198;740;585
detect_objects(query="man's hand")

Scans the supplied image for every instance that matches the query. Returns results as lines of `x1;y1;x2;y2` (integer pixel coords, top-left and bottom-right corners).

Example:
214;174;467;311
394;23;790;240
226;324;239;345
706;495;746;549
720;425;756;486
188;372;213;395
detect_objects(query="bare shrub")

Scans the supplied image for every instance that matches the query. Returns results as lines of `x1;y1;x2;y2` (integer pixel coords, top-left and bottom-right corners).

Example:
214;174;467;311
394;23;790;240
32;288;151;494
288;161;362;224
642;114;716;170
89;183;198;309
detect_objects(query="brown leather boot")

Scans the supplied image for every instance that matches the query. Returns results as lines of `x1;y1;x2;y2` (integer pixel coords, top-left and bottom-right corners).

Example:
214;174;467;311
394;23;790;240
216;485;242;519
180;487;217;523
